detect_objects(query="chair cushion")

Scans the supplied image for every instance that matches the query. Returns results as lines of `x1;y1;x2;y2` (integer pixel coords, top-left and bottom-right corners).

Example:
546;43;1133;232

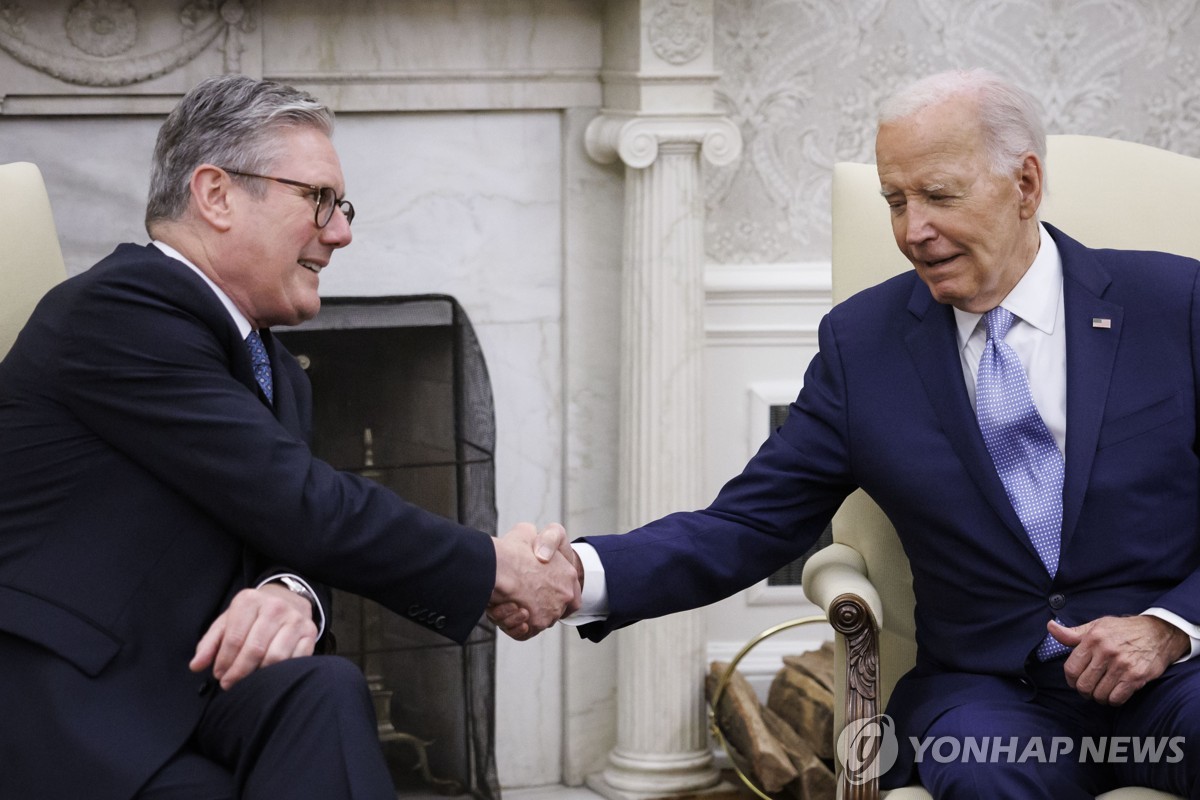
0;162;66;357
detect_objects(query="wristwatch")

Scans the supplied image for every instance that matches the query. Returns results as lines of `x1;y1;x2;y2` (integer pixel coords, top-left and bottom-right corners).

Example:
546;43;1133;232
263;574;327;643
274;575;318;610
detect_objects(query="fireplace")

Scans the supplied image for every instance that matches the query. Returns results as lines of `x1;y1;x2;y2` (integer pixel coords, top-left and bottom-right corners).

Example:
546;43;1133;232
276;295;499;800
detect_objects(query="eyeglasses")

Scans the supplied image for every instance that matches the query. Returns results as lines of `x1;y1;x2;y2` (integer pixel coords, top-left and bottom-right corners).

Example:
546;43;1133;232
221;168;355;228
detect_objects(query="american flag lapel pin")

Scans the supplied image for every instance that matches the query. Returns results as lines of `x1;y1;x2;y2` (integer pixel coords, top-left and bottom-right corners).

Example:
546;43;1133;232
1092;317;1112;329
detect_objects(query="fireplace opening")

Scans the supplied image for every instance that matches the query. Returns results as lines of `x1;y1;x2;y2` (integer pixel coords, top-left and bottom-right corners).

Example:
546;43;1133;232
276;295;499;800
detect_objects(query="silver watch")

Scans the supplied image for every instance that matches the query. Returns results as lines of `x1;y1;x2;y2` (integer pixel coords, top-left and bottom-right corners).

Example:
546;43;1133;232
275;575;317;609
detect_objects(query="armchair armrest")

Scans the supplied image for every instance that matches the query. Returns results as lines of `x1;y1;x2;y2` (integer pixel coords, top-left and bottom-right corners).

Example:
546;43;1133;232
801;543;883;627
802;543;883;800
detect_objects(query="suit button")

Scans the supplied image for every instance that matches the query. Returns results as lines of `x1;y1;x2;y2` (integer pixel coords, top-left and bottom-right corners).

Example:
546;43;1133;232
198;680;213;696
1049;593;1066;610
435;616;446;629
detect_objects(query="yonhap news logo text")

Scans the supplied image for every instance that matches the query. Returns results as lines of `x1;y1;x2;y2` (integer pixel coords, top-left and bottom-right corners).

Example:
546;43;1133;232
837;715;1185;785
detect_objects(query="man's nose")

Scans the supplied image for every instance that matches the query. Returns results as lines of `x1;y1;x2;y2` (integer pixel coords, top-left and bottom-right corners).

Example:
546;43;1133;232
321;206;353;248
904;204;935;246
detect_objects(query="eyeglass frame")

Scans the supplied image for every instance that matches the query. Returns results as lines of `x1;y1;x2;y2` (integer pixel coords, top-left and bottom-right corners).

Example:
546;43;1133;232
220;168;355;228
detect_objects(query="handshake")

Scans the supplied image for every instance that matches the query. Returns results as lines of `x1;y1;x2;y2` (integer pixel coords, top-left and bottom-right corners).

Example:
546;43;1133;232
488;522;583;641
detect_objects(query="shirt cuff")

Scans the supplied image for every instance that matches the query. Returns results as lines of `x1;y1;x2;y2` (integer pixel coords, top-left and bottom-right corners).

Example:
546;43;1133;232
1142;608;1200;662
559;542;609;627
259;573;327;639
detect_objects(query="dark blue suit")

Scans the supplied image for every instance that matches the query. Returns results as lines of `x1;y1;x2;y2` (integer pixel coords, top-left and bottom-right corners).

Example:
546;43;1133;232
580;225;1200;793
0;244;496;798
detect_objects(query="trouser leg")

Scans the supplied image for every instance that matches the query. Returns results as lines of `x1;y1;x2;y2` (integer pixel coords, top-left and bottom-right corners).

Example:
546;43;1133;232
1113;659;1200;799
914;697;1108;800
135;749;236;800
193;655;393;800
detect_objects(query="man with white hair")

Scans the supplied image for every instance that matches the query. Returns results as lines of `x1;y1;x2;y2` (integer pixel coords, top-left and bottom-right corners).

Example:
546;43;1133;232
498;69;1200;798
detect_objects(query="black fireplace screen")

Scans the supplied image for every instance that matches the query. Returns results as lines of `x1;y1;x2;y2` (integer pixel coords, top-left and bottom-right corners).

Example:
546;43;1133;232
276;295;500;800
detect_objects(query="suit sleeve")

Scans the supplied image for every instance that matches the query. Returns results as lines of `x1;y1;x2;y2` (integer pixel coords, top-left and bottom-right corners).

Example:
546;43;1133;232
50;265;495;644
579;311;857;641
1149;264;1200;625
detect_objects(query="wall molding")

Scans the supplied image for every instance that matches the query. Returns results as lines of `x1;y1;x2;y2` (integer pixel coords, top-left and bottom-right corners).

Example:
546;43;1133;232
704;260;832;297
0;0;253;89
704;260;831;347
275;69;603;112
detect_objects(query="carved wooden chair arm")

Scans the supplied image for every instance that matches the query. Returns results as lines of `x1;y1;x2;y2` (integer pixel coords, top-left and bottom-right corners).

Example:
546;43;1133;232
802;543;883;800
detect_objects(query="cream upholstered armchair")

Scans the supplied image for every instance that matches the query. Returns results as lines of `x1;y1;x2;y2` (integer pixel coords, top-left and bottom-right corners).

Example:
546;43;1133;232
801;135;1200;800
1;162;66;358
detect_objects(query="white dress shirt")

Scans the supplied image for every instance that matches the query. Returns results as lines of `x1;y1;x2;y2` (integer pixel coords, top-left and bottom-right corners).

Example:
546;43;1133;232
954;223;1067;456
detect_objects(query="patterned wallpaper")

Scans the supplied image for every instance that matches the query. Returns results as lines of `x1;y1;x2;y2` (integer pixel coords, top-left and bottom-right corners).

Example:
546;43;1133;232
705;0;1200;264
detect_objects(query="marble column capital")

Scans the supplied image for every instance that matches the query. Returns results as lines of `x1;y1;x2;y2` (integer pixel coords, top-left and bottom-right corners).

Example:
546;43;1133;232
584;112;741;170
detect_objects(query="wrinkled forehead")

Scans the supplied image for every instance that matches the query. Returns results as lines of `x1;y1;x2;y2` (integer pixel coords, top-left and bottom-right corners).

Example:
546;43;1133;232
877;95;984;154
876;101;989;187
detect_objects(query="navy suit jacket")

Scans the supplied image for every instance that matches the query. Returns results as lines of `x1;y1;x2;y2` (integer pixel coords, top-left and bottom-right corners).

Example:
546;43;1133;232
0;244;495;799
581;225;1200;777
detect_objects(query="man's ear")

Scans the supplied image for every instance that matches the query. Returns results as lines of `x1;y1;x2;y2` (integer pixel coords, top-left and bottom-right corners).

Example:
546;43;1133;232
1016;153;1043;220
189;165;236;232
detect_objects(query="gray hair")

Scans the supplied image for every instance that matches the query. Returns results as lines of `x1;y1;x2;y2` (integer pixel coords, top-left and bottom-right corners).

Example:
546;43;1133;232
879;69;1046;179
145;74;334;232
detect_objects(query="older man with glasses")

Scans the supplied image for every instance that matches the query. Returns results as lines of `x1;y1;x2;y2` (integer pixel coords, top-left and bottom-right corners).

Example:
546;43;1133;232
0;74;579;800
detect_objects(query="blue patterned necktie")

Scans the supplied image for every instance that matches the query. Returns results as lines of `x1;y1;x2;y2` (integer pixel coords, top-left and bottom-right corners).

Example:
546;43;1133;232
975;306;1068;660
245;330;274;405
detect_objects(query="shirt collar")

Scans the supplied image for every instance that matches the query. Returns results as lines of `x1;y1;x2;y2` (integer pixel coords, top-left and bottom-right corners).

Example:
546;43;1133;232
152;240;254;340
953;222;1062;347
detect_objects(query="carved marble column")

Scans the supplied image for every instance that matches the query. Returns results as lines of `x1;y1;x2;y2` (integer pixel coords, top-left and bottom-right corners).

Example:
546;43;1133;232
585;113;740;798
573;2;744;794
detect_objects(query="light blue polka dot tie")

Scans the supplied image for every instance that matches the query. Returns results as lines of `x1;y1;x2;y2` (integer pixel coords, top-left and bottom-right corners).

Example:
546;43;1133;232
976;307;1068;660
245;330;274;405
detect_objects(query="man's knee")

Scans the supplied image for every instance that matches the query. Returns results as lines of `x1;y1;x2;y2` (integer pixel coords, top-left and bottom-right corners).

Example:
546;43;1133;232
198;656;392;799
206;655;375;737
283;655;367;687
271;656;373;711
1114;664;1200;795
914;703;1099;799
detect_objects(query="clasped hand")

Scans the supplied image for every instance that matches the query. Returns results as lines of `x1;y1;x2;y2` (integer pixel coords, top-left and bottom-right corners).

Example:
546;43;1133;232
488;522;582;641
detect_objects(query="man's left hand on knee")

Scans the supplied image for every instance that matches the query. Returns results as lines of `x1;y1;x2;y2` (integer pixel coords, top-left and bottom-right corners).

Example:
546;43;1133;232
189;586;319;690
1050;616;1191;706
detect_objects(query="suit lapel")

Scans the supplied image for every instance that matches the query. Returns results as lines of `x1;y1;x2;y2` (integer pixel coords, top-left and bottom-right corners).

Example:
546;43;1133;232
903;282;1030;543
149;247;270;410
1051;225;1121;550
259;328;298;434
228;326;295;430
260;329;304;436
